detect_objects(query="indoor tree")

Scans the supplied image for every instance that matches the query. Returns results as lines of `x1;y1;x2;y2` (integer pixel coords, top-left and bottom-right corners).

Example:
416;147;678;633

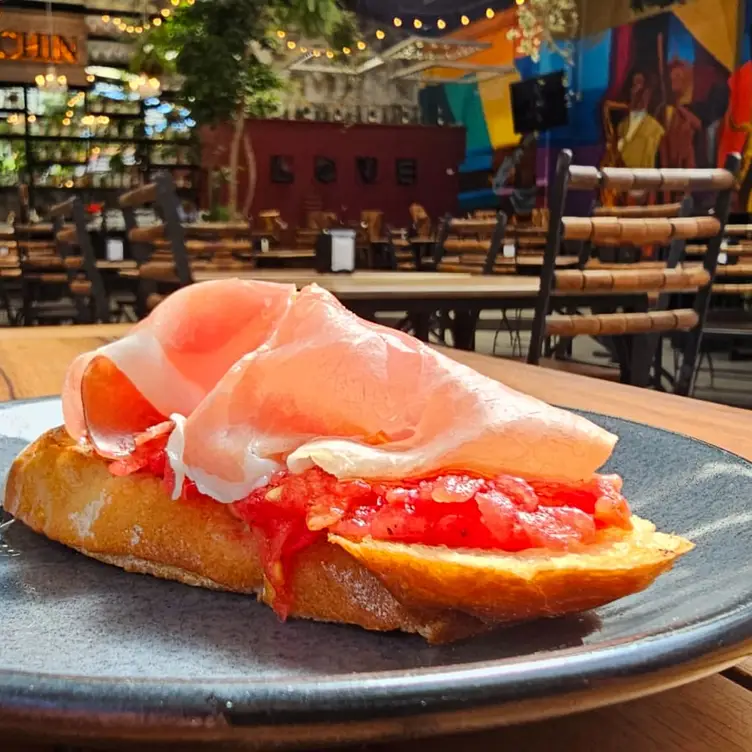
133;0;356;218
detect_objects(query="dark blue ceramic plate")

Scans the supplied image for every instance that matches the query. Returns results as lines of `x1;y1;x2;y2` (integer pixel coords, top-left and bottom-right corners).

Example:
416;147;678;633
0;397;751;748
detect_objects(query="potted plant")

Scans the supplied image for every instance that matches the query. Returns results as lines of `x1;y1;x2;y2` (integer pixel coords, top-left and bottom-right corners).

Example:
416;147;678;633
109;151;125;188
133;0;356;218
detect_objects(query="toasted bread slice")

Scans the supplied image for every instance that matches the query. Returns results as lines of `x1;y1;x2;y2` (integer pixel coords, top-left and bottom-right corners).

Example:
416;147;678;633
4;427;693;642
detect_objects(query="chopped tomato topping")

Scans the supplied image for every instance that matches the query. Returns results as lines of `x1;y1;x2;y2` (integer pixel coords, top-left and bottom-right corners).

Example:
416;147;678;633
108;438;632;619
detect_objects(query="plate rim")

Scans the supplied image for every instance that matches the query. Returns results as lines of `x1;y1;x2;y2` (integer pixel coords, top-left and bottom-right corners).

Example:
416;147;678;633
1;397;752;740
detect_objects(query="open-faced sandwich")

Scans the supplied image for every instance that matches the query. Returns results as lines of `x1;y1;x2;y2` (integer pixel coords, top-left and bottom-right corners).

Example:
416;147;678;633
4;280;693;643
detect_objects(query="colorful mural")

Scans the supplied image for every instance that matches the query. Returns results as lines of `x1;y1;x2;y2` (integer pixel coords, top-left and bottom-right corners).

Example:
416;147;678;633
420;0;746;212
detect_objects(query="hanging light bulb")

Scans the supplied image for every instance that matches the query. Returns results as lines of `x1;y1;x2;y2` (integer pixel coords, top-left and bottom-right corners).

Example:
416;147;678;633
437;19;446;30
37;2;68;92
461;15;470;25
413;19;422;29
486;8;495;18
393;17;402;27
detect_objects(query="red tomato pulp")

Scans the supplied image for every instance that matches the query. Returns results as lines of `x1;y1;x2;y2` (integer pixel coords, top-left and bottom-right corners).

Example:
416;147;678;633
109;435;632;617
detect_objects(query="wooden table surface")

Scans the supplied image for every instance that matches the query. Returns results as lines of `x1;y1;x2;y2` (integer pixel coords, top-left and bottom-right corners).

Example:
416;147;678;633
185;269;543;301
1;325;752;751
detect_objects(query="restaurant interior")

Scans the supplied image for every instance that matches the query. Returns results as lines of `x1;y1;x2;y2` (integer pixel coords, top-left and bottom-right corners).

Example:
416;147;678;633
4;2;752;750
1;0;752;406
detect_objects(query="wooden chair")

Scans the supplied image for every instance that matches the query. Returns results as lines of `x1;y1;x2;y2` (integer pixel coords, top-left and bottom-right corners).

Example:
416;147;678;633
432;213;509;275
409;203;431;238
528;150;740;394
120;174;255;312
119;175;190;313
49;197;110;323
14;217;79;326
590;200;690;266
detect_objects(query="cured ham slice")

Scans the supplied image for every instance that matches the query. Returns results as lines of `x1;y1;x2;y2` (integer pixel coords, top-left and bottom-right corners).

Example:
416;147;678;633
175;285;616;501
62;279;295;456
63;279;617;502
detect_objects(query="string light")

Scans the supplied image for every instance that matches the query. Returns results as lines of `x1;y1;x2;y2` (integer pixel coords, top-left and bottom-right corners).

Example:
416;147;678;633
160;8;170;17
515;0;525;4
375;29;385;40
102;14;110;22
300;46;308;53
342;46;351;54
326;49;334;58
486;8;495;18
393;17;402;27
27;114;36;123
356;40;366;50
64;180;74;189
135;25;143;33
276;29;286;38
113;17;121;25
413;19;422;29
62;118;71;126
152;17;162;25
170;0;180;5
312;49;321;57
86;74;95;82
461;14;470;24
126;25;134;33
437;19;446;29
286;40;296;49
65;110;73;117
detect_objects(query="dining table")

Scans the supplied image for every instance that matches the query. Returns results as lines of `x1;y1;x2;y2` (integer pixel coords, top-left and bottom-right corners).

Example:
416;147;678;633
132;269;702;352
0;324;751;751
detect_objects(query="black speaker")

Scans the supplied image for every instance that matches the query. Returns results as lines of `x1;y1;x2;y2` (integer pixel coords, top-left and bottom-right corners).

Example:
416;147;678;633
510;71;568;135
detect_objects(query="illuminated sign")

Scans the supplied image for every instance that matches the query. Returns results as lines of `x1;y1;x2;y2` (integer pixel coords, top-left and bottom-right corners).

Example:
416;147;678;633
0;31;78;63
0;11;87;84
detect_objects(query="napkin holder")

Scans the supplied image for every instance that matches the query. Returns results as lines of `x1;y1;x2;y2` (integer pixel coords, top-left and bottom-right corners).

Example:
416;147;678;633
315;229;356;274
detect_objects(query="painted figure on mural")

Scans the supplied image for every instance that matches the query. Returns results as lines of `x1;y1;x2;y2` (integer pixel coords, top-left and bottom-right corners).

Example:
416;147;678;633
657;60;701;170
603;70;665;171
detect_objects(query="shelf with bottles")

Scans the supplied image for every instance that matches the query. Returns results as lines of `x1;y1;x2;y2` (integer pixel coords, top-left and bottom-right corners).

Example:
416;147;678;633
32;141;89;164
86;94;141;117
149;142;199;166
147;166;198;191
0;87;25;113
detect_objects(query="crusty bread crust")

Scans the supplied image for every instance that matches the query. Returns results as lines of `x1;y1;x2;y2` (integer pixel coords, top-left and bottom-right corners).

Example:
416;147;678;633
4;427;693;642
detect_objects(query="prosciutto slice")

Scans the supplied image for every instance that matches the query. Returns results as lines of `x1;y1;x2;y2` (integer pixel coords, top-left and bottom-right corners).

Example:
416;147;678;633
63;279;617;503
